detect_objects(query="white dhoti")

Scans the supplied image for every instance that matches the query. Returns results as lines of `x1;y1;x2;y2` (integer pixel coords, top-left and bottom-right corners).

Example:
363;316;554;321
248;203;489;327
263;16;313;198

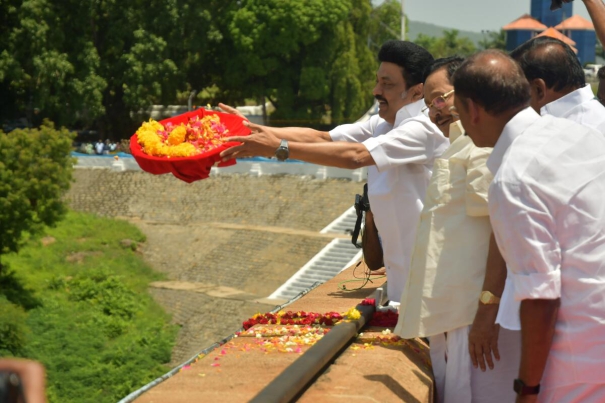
428;325;521;403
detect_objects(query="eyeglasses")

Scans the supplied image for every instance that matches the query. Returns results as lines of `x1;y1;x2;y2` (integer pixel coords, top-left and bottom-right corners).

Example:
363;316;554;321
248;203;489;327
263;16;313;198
422;89;455;113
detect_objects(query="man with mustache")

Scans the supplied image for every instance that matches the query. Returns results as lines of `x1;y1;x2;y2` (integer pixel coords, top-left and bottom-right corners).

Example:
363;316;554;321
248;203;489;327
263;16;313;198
221;40;449;303
453;49;605;403
396;57;520;403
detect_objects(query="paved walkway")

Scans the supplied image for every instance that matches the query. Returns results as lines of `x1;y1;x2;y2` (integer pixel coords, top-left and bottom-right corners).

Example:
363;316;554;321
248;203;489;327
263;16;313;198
133;268;433;403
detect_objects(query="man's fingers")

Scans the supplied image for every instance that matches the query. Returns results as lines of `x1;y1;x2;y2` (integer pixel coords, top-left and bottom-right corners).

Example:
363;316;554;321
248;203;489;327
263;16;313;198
484;345;495;370
492;344;500;361
225;136;247;143
218;103;247;120
476;344;487;372
221;148;242;161
469;341;478;368
220;144;243;159
218;103;235;113
243;120;263;132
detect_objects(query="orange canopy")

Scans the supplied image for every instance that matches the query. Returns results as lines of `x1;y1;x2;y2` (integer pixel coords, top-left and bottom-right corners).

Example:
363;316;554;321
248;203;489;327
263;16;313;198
555;15;595;31
503;14;548;31
536;28;578;53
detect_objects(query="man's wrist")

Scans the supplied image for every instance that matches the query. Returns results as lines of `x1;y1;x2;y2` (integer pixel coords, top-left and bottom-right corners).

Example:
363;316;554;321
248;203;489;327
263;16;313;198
479;290;501;305
514;378;540;396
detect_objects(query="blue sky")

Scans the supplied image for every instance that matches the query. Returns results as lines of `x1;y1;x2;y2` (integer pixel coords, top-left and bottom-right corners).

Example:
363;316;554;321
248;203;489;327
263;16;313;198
373;0;592;33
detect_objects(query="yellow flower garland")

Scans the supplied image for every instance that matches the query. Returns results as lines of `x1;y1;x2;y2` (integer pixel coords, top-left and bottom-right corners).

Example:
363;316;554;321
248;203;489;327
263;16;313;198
136;115;228;158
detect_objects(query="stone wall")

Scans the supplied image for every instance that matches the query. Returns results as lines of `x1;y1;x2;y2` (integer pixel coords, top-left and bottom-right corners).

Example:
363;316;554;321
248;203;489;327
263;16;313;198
67;170;363;231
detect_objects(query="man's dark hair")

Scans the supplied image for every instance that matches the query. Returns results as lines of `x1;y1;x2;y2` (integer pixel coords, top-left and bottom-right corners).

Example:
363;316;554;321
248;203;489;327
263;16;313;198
378;40;434;88
510;36;585;92
452;50;531;115
598;65;605;80
423;56;465;83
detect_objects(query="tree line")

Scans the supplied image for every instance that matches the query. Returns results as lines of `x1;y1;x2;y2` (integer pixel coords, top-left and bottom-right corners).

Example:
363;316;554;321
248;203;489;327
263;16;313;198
0;0;497;139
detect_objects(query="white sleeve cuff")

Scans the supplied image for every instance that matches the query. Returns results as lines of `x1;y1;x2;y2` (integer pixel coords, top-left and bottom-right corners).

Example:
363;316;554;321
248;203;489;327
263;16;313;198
512;270;561;300
363;136;389;172
329;129;344;142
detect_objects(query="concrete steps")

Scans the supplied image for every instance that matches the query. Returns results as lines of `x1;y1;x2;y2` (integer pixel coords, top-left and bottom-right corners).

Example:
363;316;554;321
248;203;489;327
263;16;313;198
268;207;362;301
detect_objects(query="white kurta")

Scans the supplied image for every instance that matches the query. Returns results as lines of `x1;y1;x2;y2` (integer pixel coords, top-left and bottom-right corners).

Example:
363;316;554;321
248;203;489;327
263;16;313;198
540;84;605;134
497;86;605;330
330;99;449;302
395;121;493;338
488;107;605;391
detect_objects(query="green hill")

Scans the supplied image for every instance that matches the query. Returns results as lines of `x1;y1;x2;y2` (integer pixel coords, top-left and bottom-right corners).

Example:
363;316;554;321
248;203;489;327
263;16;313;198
408;20;485;45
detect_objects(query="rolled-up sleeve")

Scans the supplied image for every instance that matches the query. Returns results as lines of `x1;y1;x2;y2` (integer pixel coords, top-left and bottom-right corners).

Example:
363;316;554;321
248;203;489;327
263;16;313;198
490;180;562;301
330;119;374;143
362;121;436;172
465;147;493;217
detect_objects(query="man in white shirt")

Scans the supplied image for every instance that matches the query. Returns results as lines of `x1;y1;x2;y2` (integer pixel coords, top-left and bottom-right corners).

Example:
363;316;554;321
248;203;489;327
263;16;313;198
510;36;605;134
476;35;605;342
221;41;449;302
453;49;605;402
395;56;520;403
95;140;104;155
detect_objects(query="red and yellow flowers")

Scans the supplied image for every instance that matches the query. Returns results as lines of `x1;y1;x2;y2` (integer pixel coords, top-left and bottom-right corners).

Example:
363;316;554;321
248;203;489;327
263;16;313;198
242;311;344;330
136;115;230;158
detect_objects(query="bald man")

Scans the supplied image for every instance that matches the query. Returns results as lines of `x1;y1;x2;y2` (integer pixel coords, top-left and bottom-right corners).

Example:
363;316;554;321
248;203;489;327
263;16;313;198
452;50;605;402
475;37;605;362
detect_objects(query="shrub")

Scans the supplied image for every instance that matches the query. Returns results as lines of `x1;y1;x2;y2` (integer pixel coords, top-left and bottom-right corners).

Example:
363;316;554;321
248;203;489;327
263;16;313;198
0;296;29;356
0;121;74;272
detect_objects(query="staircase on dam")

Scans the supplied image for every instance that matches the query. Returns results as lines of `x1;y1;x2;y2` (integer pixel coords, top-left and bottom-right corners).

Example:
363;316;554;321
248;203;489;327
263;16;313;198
268;207;362;301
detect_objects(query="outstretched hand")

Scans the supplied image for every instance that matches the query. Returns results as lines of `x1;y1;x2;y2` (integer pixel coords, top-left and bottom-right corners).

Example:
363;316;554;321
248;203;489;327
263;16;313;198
221;121;280;161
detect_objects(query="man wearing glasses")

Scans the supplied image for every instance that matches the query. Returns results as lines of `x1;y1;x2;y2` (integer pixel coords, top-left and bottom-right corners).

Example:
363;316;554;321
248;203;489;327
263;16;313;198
221;40;449;304
395;57;520;403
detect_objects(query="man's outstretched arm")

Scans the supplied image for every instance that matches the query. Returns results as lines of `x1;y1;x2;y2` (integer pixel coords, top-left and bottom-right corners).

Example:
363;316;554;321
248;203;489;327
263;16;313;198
583;0;605;49
219;103;332;143
220;121;375;169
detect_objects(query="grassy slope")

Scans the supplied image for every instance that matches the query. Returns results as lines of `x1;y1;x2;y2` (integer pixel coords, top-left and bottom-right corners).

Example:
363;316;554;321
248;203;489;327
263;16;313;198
3;211;177;403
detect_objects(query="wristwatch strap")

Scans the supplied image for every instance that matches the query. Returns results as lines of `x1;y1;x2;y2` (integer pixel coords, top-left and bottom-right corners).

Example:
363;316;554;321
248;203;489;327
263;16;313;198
514;379;540;395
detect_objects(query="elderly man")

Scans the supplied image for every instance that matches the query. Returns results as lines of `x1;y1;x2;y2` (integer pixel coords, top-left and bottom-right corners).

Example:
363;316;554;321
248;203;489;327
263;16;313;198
395;57;520;403
453;49;605;402
474;36;605;346
221;41;449;303
511;37;605;133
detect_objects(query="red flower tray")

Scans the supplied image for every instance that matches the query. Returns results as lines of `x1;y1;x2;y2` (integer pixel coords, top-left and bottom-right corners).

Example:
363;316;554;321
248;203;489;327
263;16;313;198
130;108;250;183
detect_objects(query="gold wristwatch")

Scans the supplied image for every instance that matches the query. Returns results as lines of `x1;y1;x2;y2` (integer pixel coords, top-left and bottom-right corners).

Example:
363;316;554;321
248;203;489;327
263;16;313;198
479;290;501;305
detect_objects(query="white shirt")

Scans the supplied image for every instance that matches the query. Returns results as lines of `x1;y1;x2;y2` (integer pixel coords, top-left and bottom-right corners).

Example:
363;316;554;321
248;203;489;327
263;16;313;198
540;84;605;134
498;88;605;330
330;99;449;302
488;107;605;387
395;121;493;338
